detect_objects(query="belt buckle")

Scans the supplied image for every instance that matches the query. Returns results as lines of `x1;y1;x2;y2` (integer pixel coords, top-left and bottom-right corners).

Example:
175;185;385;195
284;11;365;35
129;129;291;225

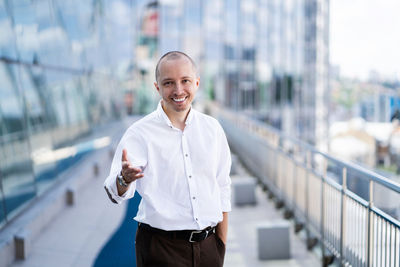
189;230;203;243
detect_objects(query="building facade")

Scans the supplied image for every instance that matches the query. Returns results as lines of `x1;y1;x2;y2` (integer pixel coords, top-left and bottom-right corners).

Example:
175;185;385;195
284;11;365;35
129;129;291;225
0;0;134;228
145;0;329;150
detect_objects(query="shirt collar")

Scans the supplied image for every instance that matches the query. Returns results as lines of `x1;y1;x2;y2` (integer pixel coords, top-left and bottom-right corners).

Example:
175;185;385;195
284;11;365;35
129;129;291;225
156;100;195;127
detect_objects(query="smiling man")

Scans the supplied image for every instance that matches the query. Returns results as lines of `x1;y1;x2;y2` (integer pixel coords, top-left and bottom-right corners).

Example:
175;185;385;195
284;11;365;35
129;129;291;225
104;51;232;267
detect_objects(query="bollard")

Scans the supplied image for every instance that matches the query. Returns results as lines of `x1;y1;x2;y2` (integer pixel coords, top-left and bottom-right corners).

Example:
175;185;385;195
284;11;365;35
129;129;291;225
15;231;31;260
257;220;291;260
93;163;99;177
232;177;257;206
109;148;114;159
66;188;75;206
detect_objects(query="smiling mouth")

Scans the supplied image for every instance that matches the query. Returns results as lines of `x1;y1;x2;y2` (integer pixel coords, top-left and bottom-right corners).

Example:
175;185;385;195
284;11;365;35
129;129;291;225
172;96;187;103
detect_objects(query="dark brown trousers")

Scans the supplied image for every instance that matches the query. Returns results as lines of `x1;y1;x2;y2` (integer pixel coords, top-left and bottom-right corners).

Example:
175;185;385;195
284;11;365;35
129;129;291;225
135;226;226;267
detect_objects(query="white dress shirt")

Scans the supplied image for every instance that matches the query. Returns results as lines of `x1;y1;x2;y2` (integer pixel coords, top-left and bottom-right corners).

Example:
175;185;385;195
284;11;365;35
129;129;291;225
104;102;232;231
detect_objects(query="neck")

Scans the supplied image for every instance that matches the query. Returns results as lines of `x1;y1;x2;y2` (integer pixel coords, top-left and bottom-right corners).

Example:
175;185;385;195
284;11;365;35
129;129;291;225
161;101;190;131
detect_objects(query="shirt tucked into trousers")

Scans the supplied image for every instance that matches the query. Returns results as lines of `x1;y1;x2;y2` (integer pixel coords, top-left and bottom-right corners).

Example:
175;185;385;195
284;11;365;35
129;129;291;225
104;102;232;266
135;224;226;267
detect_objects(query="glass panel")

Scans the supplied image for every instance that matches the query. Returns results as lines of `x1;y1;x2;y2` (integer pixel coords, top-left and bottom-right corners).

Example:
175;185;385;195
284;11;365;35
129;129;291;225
0;0;18;58
182;0;201;60
53;0;90;69
0;179;6;226
0;63;36;223
0;63;24;134
9;0;39;63
35;0;72;67
18;66;46;131
0;135;36;220
29;69;91;194
160;3;181;53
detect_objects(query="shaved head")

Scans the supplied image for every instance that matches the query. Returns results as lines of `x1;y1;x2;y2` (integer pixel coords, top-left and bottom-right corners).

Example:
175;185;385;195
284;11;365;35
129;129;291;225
155;51;197;82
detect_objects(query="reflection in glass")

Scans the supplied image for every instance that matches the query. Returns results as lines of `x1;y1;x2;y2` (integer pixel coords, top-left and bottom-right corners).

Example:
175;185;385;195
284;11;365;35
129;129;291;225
1;148;36;221
18;66;46;130
0;0;18;58
0;63;24;134
0;0;132;229
35;0;71;67
0;63;36;224
9;0;39;63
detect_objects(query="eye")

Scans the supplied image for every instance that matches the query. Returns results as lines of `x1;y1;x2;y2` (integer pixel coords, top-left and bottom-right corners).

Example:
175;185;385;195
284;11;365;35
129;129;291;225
163;81;173;86
183;79;191;83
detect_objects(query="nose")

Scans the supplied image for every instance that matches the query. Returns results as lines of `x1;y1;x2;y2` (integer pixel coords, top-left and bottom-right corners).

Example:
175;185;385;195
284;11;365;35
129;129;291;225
174;82;184;95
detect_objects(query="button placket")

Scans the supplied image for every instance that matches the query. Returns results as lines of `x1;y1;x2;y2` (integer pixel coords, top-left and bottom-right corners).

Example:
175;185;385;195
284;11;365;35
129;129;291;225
181;133;200;225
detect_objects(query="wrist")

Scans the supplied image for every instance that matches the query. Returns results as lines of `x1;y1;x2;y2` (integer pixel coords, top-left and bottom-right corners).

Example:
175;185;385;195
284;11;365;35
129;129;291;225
117;171;129;187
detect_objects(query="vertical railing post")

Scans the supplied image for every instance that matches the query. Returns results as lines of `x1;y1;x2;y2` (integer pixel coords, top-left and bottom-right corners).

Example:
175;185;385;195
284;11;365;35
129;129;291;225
292;147;298;216
367;180;374;267
340;167;347;267
321;158;327;262
305;151;311;245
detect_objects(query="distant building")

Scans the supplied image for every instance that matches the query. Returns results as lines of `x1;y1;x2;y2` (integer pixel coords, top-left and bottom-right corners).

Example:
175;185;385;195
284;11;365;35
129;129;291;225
154;0;331;150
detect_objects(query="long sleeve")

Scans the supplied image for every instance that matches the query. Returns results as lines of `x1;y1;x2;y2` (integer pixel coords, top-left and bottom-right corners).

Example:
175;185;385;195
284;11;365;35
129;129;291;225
104;128;147;204
216;123;232;212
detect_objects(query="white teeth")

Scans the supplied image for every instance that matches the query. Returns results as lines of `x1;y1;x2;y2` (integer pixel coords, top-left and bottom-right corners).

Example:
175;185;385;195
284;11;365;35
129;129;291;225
173;97;186;102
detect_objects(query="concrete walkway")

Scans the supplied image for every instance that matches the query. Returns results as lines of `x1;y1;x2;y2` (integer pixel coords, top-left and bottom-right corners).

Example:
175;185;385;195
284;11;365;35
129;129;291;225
225;177;320;267
10;118;134;267
11;162;128;267
8;118;321;267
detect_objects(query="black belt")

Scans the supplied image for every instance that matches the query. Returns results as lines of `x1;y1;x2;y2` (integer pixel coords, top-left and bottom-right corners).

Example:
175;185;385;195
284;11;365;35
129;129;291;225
139;223;216;243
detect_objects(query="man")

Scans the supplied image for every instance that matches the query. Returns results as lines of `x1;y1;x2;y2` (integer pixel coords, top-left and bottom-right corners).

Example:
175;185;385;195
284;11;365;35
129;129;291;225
104;51;231;267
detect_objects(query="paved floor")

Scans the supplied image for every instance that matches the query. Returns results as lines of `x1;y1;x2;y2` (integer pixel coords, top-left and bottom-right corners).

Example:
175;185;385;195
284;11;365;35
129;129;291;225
10;153;128;267
9;118;321;267
225;177;320;267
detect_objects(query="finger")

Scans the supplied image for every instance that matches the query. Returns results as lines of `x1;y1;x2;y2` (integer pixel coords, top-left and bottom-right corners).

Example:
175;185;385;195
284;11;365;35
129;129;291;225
124;173;144;183
122;149;129;162
135;173;144;179
123;167;142;176
130;167;143;173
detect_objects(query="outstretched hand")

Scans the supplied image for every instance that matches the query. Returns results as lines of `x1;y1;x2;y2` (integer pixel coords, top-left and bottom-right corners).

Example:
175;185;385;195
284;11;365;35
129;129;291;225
121;149;144;184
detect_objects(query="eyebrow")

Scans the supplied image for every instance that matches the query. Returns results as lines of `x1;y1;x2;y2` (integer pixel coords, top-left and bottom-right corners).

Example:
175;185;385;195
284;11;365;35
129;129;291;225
161;76;193;83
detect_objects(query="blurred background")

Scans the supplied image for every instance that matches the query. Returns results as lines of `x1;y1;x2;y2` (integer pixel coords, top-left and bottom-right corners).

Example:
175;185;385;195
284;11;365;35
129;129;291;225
0;0;399;266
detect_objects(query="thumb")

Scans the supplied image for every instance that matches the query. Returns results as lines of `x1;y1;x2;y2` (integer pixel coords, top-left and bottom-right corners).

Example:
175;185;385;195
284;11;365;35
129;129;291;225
122;149;129;162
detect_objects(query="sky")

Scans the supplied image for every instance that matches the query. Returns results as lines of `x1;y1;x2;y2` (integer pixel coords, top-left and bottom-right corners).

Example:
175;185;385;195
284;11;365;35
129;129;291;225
330;0;400;80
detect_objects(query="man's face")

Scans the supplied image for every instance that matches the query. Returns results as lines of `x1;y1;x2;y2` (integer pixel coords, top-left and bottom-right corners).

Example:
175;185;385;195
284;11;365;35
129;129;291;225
154;57;199;115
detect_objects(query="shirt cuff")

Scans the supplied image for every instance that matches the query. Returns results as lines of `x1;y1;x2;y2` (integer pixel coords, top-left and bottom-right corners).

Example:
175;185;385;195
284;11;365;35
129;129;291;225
221;199;232;212
220;187;232;212
103;174;135;204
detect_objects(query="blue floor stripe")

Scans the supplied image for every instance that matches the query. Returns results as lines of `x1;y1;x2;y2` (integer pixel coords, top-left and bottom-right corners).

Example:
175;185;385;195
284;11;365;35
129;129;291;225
93;193;141;267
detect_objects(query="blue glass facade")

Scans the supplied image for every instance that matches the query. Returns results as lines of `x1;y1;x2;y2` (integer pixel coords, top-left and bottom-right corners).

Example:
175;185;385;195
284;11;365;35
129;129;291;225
0;0;134;227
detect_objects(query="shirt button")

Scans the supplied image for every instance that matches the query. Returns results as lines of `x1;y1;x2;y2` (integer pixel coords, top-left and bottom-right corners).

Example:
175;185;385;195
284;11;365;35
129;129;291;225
195;218;198;221
185;154;188;157
189;175;192;178
192;197;196;200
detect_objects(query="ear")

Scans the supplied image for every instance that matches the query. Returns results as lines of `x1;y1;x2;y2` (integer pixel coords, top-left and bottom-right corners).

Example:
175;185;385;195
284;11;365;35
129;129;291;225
195;77;200;87
154;82;160;93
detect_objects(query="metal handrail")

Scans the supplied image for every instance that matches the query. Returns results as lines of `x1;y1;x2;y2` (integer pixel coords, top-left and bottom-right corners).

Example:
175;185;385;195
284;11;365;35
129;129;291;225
236;109;400;193
215;105;400;267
